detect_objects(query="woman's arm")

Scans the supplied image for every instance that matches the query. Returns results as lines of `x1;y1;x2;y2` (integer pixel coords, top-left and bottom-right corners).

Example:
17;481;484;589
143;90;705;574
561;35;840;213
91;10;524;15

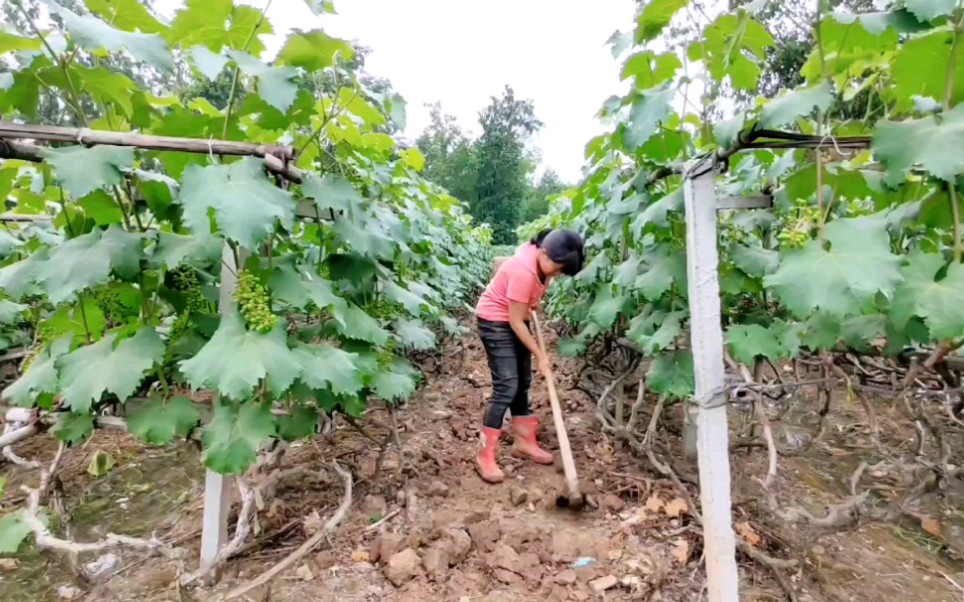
508;301;551;376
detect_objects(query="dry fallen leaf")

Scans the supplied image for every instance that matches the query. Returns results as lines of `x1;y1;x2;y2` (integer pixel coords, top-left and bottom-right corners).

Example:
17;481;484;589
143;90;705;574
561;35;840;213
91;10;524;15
351;550;371;563
645;494;664;513
663;497;688;518
671;538;690;564
920;515;943;539
302;510;323;536
736;521;761;547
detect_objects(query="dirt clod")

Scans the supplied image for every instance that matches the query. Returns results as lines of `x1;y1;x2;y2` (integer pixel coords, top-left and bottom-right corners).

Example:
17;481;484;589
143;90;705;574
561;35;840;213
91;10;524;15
590;575;618;592
555;569;578;584
446;528;472;565
468;520;502;553
428;480;450;498
488;543;523;573
313;550;337;570
421;542;448;581
370;532;404;564
383;548;420;586
509;486;528;506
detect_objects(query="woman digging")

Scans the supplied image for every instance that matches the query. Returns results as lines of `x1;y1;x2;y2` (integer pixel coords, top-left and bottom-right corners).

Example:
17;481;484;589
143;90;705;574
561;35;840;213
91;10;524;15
474;228;585;483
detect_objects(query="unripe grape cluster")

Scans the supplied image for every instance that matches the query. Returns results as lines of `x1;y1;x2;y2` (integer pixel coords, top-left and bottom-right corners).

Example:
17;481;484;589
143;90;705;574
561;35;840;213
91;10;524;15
170;265;209;314
234;270;277;333
777;204;821;249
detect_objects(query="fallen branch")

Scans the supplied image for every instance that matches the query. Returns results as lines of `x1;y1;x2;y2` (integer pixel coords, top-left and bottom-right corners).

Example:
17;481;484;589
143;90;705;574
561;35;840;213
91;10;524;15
217;461;353;602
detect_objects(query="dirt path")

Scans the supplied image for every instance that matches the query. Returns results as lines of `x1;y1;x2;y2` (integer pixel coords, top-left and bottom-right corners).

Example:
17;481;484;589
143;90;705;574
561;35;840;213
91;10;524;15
3;323;961;602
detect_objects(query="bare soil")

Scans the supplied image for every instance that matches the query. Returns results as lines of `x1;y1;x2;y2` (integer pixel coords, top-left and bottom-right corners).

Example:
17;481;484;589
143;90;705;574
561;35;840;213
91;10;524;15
1;323;961;602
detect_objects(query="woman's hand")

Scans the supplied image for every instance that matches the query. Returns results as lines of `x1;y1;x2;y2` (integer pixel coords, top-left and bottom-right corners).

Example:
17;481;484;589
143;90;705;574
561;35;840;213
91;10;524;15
536;353;552;378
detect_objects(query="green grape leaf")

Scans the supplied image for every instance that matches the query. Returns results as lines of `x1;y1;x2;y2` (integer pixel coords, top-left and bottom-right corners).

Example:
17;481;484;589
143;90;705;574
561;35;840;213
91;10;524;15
0;32;41;54
840;314;886;352
872;103;964;186
188;45;229;79
34;226;142;304
180;308;300;400
800;311;841;350
623;84;675;150
394;319;436;351
635;0;687;43
904;0;957;21
557;338;587;357
889;252;964;340
372;358;418;402
271;267;348;314
225;50;298;113
201;401;276;474
128;396;200;445
77;190;124;226
332;215;395;259
714;113;745;149
764;216;901;318
2;337;72;408
0;511;32;553
167;0;272;55
621;51;682;89
383;280;429;316
635;247;686;299
179;158;295;249
647;349;694;399
726;324;786;364
731;244;778;278
276;29;355;71
42;145;135;199
758;82;834;129
333;304;391;346
51;413;95;445
292;343;363;396
0;299;26;324
588;286;627;329
85;0;167;34
52;4;172;71
150;232;223;269
301;173;362;215
57;329;165;413
627;310;683;354
278;405;318;442
892;29;964;112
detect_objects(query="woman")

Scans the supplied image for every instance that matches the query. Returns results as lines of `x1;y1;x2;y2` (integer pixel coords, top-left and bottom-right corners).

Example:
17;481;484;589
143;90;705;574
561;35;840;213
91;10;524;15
474;228;585;483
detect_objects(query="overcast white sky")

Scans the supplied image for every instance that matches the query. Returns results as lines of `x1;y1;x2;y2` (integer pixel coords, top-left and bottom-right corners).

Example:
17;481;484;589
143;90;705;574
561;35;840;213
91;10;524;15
153;0;638;183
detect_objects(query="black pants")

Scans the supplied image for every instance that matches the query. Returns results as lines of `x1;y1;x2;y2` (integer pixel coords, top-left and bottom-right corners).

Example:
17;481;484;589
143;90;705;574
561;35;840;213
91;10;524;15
478;318;532;429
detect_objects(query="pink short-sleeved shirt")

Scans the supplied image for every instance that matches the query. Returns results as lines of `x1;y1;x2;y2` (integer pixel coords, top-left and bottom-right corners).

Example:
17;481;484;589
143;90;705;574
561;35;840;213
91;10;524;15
475;243;550;322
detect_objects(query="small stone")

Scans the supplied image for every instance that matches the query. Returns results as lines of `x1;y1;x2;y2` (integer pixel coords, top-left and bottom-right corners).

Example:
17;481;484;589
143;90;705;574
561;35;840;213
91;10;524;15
600;494;626;514
446;528;473;565
0;558;19;571
494;568;522;584
295;563;315;581
370;532;404;564
314;550;337;569
428;480;450;498
384;548;420;586
555;569;578;584
590;575;618;592
509;486;528;506
362;495;388;517
488;543;522;573
422;542;448;580
58;585;83;600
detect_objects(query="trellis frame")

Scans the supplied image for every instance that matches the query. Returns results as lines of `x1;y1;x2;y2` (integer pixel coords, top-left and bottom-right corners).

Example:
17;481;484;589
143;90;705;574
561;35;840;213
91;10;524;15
0;123;876;588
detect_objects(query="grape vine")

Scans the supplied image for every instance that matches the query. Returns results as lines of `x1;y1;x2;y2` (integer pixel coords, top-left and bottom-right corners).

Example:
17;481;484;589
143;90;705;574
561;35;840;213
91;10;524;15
0;0;491;555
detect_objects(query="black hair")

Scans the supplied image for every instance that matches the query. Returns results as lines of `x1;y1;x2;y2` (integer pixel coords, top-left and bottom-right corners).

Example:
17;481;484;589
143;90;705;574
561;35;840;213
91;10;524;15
529;228;585;276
